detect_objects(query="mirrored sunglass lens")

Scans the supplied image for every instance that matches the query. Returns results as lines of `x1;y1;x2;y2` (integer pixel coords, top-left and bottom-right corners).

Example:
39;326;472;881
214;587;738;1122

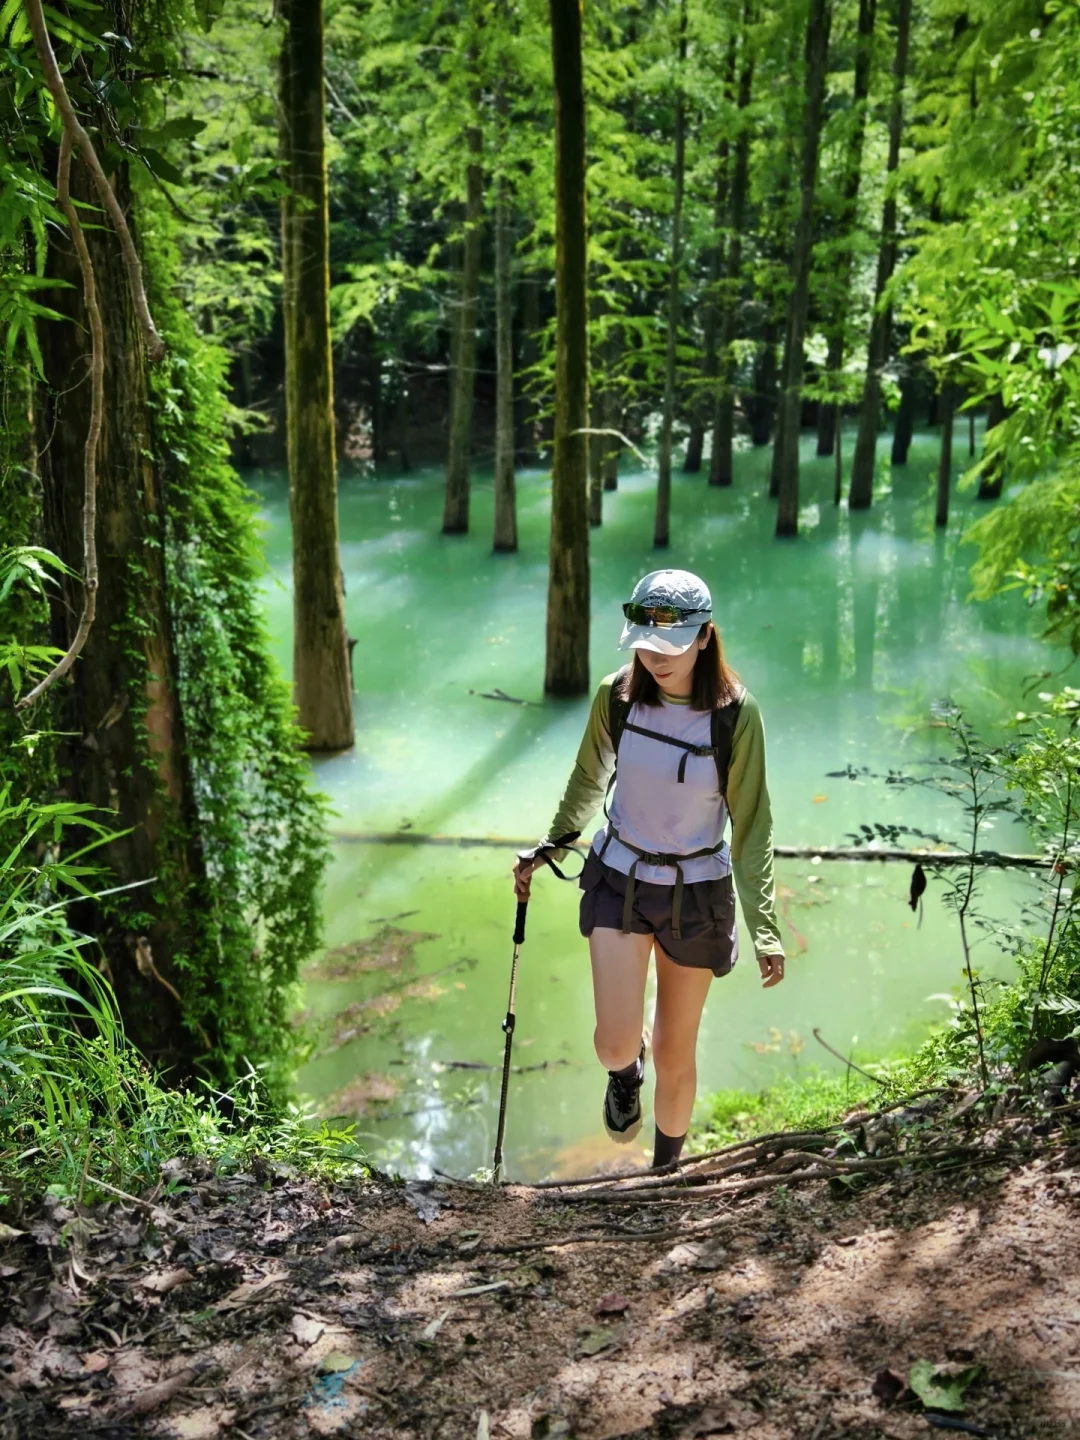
625;603;683;626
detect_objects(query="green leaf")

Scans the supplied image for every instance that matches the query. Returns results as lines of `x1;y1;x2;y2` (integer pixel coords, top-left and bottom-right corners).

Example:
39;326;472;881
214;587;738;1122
907;1360;982;1413
139;148;186;187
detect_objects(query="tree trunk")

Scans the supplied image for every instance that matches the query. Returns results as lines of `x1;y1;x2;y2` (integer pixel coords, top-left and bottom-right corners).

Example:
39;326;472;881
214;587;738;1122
977;391;1005;499
443;103;484;534
774;0;833;538
816;0;876;458
493;82;518;553
692;32;736;478
546;0;590;696
516;271;542;464
38;157;206;1076
711;4;754;488
655;0;689;549
968;406;975;457
279;0;354;749
890;360;917;464
602;328;620;490
935;383;954;528
848;0;912;510
749;314;779;446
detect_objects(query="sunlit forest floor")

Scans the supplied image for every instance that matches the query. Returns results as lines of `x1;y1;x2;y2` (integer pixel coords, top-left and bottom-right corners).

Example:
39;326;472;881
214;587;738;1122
3;1106;1077;1439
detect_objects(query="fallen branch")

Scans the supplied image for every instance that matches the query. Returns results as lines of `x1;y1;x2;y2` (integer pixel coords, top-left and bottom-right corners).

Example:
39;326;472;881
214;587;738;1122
328;830;1053;868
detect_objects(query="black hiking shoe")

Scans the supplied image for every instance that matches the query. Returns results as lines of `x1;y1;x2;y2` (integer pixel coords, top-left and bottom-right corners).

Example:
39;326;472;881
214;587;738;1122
603;1040;645;1144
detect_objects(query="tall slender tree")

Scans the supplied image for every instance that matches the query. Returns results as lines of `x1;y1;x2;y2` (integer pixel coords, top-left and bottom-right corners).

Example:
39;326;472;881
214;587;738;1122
493;68;518;553
545;0;590;695
936;382;955;528
710;0;755;487
848;0;913;509
655;0;689;549
815;0;877;458
279;0;354;750
773;0;833;537
442;61;484;535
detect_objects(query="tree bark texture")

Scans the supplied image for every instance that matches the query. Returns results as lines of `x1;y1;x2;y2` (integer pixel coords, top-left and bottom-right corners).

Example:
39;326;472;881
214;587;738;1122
936;384;955;528
815;0;876;458
711;4;755;487
493;84;518;552
774;0;832;537
655;0;689;549
279;0;354;750
848;0;912;509
545;0;590;696
38;158;205;1075
442;110;484;534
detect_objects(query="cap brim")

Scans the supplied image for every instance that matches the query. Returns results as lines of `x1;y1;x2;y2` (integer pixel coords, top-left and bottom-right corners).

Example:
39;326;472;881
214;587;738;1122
617;621;699;656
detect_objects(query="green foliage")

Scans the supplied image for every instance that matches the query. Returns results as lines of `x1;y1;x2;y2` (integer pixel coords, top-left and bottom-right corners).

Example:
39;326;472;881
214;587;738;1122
694;1065;888;1152
133;176;332;1097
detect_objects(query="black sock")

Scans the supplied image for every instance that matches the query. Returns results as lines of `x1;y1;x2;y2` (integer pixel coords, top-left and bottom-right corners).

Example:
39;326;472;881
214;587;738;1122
652;1125;686;1169
609;1053;642;1082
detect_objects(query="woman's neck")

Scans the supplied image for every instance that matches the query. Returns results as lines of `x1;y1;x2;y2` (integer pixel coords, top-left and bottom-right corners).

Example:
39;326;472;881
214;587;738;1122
658;682;691;704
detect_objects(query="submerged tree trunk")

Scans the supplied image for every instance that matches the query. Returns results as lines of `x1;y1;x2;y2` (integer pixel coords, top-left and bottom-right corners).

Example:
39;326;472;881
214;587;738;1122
711;4;754;488
493;82;518;553
38;155;206;1075
443;104;484;534
774;0;832;538
279;0;353;749
816;0;876;458
848;0;912;510
515;271;543;465
655;0;689;549
977;391;1005;499
602;327;620;490
891;360;917;464
936;384;954;528
545;0;590;695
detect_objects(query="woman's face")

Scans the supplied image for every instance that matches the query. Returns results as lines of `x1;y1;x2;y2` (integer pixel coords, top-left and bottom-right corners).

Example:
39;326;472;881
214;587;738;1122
634;625;710;692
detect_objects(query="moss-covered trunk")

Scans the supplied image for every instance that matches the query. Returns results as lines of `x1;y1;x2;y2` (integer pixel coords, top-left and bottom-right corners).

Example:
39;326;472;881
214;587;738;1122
774;0;832;538
37;158;205;1077
279;0;353;750
545;0;590;697
848;0;912;510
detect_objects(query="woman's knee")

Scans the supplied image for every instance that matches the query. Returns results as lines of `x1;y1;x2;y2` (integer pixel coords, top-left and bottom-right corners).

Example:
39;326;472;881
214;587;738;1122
651;1031;696;1085
593;1024;641;1072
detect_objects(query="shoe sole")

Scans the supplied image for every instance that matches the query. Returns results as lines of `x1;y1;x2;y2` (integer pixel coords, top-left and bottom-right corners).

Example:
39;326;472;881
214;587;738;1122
604;1112;643;1144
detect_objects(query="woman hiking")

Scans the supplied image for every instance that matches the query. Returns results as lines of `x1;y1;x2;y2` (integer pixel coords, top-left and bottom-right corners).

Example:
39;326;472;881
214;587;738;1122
513;569;785;1172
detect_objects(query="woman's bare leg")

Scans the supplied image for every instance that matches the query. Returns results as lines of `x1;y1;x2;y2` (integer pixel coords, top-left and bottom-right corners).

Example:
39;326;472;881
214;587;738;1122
651;942;713;1136
588;926;652;1071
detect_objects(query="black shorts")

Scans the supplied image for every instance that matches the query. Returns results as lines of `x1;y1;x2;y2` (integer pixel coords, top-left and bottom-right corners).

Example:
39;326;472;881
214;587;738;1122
577;848;739;978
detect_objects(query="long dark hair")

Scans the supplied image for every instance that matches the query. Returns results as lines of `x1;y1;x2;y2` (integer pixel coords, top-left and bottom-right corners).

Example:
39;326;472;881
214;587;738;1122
616;624;741;710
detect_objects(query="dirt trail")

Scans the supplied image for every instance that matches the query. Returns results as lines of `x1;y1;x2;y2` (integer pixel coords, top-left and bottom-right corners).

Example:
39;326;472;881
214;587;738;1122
1;1146;1078;1440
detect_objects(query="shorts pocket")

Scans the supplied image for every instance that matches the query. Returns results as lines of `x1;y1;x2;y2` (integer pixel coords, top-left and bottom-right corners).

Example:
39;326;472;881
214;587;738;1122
578;848;605;937
708;874;736;929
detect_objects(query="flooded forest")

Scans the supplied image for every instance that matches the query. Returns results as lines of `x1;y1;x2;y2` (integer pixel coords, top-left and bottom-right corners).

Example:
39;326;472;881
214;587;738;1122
2;0;1079;1436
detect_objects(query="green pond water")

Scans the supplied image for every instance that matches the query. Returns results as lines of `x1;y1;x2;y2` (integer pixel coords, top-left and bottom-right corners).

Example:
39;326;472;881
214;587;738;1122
246;419;1054;1182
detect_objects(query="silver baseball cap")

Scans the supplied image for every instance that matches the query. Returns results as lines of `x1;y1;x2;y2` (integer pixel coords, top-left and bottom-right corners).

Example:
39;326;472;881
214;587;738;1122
617;569;713;656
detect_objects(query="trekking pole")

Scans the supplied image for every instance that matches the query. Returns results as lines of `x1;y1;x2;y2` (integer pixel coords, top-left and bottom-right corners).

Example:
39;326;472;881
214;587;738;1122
491;831;582;1184
492;896;527;1184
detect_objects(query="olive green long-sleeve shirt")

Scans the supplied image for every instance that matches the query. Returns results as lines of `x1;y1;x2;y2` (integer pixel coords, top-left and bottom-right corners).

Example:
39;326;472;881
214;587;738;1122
536;671;784;960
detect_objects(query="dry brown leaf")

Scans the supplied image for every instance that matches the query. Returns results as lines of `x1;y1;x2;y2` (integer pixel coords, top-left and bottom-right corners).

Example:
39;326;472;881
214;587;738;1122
139;1267;194;1295
80;1351;111;1373
214;1270;288;1311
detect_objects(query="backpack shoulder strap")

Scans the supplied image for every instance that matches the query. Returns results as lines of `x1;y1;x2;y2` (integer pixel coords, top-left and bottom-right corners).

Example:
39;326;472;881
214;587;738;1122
607;664;634;758
711;685;745;797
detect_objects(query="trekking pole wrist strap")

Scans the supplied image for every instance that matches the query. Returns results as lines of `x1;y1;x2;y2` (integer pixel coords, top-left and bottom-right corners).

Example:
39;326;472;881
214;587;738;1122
517;831;583;881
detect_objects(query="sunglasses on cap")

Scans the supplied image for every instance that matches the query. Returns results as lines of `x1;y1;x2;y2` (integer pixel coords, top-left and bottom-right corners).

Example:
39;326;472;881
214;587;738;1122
622;602;711;628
